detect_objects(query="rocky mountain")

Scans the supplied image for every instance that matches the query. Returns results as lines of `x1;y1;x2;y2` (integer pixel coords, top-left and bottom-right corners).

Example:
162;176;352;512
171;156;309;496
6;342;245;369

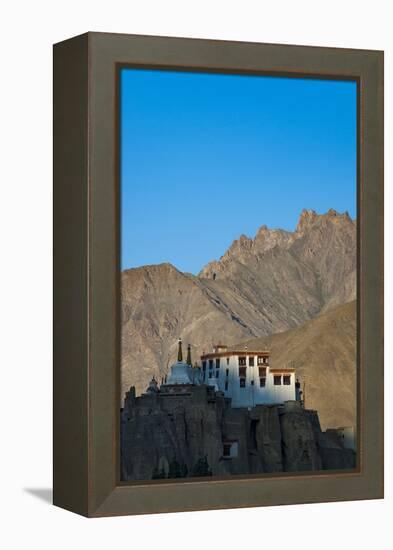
236;300;356;430
121;209;356;404
199;208;356;318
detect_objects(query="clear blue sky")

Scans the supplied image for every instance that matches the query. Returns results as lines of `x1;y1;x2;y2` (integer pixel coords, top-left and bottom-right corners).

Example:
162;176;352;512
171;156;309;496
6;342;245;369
120;68;357;274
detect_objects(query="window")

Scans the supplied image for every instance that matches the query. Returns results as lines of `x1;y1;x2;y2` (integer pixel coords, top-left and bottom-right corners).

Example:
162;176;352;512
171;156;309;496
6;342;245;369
258;366;266;377
216;358;220;369
209;359;213;370
274;375;282;385
222;441;238;459
223;444;231;457
225;381;228;391
249;356;254;366
226;357;230;365
226;368;229;377
209;372;213;379
238;366;246;377
240;378;246;388
260;377;266;387
251;380;254;386
257;356;263;365
216;370;220;378
202;361;206;371
283;375;291;385
238;356;246;366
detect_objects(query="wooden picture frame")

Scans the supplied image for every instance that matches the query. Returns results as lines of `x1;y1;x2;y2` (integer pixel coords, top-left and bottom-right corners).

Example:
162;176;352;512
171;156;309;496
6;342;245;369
53;32;383;517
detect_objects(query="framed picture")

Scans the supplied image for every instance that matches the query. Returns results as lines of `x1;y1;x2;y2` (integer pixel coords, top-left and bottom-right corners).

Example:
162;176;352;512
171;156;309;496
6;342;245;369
53;32;383;517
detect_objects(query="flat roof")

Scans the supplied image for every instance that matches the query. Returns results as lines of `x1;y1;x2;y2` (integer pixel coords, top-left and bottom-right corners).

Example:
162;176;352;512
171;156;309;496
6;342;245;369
201;350;270;359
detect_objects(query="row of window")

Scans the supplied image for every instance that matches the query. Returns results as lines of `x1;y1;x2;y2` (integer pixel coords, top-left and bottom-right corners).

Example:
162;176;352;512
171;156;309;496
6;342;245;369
239;366;267;377
202;356;269;371
239;356;268;366
205;366;268;378
203;372;291;386
202;359;221;371
239;377;265;388
238;375;290;388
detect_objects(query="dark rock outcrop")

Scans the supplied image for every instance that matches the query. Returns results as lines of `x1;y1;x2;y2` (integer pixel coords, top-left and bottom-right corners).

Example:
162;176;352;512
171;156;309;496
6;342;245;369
121;384;356;481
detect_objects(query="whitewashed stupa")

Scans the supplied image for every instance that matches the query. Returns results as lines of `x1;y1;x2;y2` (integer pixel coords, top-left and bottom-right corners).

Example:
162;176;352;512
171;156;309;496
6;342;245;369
165;339;203;385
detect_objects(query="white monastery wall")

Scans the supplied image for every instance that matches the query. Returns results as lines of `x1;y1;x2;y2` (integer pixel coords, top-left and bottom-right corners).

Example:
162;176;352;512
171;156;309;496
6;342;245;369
201;351;295;408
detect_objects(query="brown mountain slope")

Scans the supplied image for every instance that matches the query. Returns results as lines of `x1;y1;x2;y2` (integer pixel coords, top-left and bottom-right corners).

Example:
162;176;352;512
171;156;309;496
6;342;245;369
237;300;356;430
121;263;253;397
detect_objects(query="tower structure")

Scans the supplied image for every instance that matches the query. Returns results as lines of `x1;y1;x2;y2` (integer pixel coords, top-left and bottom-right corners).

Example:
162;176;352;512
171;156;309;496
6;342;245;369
164;338;203;386
177;338;183;361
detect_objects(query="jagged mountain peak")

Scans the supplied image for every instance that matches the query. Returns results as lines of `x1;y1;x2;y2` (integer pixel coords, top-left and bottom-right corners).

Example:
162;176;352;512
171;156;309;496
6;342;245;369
224;234;253;258
296;208;319;233
296;208;354;233
200;208;354;279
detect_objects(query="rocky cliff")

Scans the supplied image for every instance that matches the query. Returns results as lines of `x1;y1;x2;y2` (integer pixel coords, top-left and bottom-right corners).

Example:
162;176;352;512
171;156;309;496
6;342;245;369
121;384;356;481
121;209;356;426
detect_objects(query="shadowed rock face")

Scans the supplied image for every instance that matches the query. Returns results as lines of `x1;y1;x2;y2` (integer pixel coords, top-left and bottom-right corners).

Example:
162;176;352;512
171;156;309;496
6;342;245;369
120;386;356;481
121;209;356;428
